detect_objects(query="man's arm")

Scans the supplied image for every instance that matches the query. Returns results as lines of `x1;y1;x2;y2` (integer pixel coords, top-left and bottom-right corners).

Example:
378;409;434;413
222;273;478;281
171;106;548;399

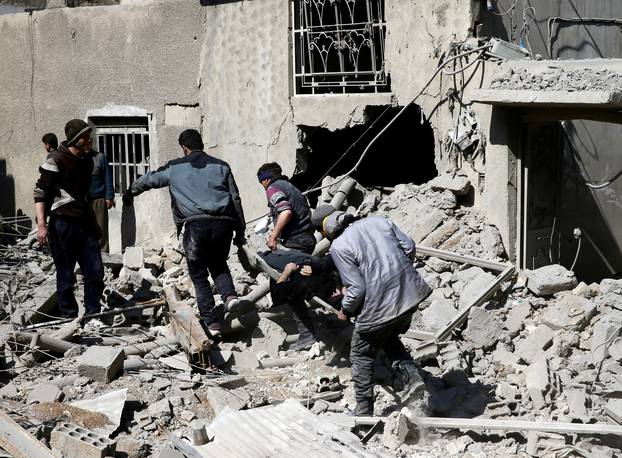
269;210;292;250
33;155;59;245
35;202;47;245
103;154;115;207
389;219;417;262
266;186;293;250
129;163;171;196
226;169;246;243
330;247;366;317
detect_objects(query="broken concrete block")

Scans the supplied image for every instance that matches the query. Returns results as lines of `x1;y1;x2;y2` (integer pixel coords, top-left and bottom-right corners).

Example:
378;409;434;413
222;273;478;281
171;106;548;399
526;431;566;457
437;341;468;387
123;246;144;270
454;266;486;285
591;318;621;364
157;446;185;458
527;265;577;296
421;299;456;331
408;209;444;242
572;281;592;298
231;350;259;369
480;225;505;258
459;272;496;307
381;411;409;450
541;294;596;332
515;325;555;364
164;266;184;279
0;383;19;399
163;248;183;264
50;422;116;458
605;398;622;424
607;337;622;361
26;383;63;404
495;382;519;401
600;278;622;295
525;357;561;409
429;173;472;195
505;302;531;334
148;398;172;418
205;386;249;415
250;319;286;357
598;293;622;311
463;307;503;349
565;388;588;421
425;257;452;273
421;219;460;248
78;347;125;383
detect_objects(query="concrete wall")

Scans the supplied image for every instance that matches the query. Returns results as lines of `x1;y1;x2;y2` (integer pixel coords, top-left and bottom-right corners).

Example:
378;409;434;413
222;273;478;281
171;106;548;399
1;0;522;254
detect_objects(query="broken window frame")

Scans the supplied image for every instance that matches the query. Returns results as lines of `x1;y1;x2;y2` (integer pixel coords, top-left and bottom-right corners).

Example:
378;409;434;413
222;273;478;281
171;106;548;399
91;119;150;195
291;0;389;95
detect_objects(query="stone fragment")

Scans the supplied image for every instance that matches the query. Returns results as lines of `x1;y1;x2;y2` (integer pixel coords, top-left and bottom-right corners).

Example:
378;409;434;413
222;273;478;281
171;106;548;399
572;282;591;298
205;386;249;415
429;173;472;195
78;347;125;383
495;382;519;400
408;210;444;242
157;446;185;458
598;293;622;311
250;319;286;357
463;307;503;349
492;345;521;367
426;257;452;273
164;266;184;279
144;254;163;272
421;219;460;248
454;266;485;284
541;294;595;331
526;431;565;457
148;398;171;418
51;422;116;458
123;246;144;270
115;438;146;458
381;412;409;450
27;383;63;404
0;383;18;398
607;337;622;361
565;388;588;421
421;299;456;331
505;302;531;333
459;272;496;308
600;278;622;295
481;225;505;258
232;351;259;369
515;325;555;364
525;357;561;409
605;398;622;424
591;318;621;364
163;248;183;264
527;265;577;296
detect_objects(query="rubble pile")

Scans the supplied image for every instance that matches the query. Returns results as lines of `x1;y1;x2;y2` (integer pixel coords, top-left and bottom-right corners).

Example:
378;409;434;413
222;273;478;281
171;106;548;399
490;66;622;92
1;173;622;457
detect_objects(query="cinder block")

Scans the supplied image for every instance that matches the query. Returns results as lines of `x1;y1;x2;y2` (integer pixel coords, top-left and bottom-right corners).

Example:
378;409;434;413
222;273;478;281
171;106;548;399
123;246;144;270
78;347;125;383
50;422;116;458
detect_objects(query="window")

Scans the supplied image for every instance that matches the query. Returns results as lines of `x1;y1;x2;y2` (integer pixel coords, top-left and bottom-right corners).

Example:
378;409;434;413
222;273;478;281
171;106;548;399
90;117;150;194
292;0;389;95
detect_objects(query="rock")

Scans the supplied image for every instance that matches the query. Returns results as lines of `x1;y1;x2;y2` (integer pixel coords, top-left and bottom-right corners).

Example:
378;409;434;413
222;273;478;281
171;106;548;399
455;266;485;284
426;257;452;273
526;357;560;409
163;266;184;279
600;278;622;295
421;299;456;331
162;248;183;264
505;302;531;333
148;398;171;418
495;382;519;400
598;293;622;311
123;246;144;270
463;307;503;349
607;337;622;361
515;325;555;364
0;383;19;398
78;347;125;383
591;318;621;364
527;265;577;296
115;438;146;458
381;412;409;450
565;388;588;421
526;431;566;457
480;225;505;258
26;383;63;404
232;351;260;369
205;386;249;415
421;219;460;248
572;282;592;298
459;272;496;308
251;319;286;357
407;210;445;242
541;294;596;331
429;173;472;195
157;446;185;458
492;344;521;367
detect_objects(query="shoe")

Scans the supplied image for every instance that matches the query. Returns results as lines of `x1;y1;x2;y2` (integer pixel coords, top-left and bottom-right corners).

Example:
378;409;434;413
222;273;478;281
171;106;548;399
224;295;240;312
351;398;374;417
206;320;223;338
82;318;105;330
397;361;426;403
289;334;318;351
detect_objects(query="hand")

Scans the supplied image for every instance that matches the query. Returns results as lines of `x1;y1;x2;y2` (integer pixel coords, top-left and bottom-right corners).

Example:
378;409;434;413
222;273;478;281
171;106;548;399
283;263;299;275
300;265;313;276
122;191;134;206
106;199;115;209
267;234;278;251
337;309;349;321
37;224;48;246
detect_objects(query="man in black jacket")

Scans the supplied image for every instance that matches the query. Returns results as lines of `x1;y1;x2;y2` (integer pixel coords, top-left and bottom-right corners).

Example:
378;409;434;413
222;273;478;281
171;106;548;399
34;119;105;320
124;129;246;336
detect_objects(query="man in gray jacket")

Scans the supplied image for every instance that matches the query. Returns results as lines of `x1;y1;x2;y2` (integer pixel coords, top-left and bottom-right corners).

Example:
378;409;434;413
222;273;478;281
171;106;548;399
312;205;431;416
123;129;246;336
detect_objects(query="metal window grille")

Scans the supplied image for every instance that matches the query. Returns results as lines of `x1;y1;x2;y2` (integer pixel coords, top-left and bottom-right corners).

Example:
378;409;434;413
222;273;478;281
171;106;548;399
92;120;150;194
292;0;389;95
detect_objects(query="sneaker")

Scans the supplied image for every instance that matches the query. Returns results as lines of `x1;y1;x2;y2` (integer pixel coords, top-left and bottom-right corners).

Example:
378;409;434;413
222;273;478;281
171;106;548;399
351;398;374;417
397;361;426;403
206;320;223;338
224;295;240;312
82;318;105;330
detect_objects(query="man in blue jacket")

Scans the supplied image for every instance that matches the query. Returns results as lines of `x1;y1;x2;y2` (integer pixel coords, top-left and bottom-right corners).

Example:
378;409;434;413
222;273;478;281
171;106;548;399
85;138;115;252
312;205;432;416
123;129;246;336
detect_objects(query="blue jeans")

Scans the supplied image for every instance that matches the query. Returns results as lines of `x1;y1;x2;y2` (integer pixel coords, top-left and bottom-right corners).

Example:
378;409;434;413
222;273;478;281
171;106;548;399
48;217;104;316
183;219;236;326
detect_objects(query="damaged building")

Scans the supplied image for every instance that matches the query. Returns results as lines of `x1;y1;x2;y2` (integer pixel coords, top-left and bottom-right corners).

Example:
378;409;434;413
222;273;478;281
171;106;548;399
2;0;622;456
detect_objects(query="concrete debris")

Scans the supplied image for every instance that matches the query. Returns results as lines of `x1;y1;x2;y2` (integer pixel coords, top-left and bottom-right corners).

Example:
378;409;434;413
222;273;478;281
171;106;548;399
491;66;622;93
3;174;622;456
527;264;578;296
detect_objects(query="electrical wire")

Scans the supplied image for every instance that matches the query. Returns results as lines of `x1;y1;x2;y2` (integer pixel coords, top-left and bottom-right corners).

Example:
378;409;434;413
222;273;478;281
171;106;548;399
570;237;582;271
491;0;519;16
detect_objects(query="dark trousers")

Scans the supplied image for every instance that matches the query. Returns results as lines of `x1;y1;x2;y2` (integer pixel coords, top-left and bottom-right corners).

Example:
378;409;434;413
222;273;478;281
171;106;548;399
350;312;414;404
48;217;104;316
282;231;316;254
183;219;236;326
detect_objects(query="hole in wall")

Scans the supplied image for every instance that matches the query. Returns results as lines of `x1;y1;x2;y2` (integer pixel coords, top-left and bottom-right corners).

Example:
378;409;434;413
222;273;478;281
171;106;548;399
291;104;437;205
